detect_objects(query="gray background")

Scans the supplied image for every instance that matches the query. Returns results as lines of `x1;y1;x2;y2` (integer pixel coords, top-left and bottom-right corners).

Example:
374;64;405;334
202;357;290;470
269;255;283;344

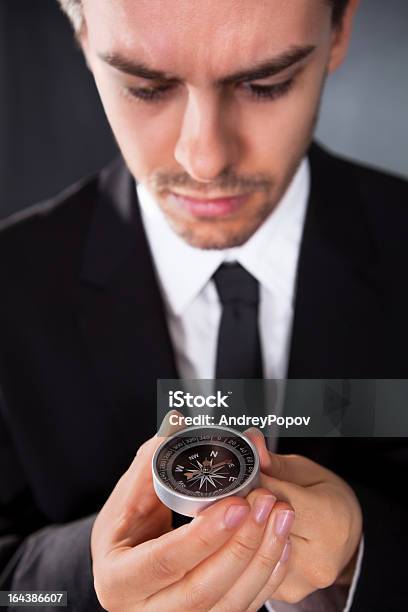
0;0;407;219
316;0;408;179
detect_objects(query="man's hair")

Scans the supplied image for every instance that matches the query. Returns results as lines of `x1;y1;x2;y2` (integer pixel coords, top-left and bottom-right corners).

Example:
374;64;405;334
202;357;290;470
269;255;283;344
57;0;83;32
57;0;350;34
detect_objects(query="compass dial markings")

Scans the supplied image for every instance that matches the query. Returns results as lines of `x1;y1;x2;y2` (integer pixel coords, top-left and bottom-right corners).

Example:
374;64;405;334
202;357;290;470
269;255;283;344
158;431;256;498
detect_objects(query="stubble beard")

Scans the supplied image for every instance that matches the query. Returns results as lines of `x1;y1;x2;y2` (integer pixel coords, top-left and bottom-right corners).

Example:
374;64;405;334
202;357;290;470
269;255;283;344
155;121;320;250
161;193;278;250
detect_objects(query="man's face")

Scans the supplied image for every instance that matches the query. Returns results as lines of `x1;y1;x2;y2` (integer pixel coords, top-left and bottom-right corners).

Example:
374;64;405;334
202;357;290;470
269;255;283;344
82;0;351;249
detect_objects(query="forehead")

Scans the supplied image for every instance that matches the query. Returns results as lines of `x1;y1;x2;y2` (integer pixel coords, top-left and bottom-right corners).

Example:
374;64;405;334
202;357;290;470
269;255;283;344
83;0;329;80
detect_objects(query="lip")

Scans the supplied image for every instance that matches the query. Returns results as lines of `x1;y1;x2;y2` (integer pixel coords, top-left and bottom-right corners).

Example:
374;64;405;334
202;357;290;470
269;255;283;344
168;192;251;218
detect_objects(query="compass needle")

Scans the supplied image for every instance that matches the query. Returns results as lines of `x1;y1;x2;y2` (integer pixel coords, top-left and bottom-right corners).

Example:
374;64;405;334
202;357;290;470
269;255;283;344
212;460;230;469
212;465;228;474
207;476;216;488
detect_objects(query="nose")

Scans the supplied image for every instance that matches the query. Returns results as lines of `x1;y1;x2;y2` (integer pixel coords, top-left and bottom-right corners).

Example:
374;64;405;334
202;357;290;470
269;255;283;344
174;91;239;183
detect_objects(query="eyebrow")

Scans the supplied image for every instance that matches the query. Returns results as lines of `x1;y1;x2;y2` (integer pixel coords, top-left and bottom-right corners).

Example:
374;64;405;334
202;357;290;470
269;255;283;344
98;44;316;84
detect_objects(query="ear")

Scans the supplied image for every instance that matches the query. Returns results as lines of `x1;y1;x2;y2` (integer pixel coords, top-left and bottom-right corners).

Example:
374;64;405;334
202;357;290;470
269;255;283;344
328;0;360;74
77;26;93;72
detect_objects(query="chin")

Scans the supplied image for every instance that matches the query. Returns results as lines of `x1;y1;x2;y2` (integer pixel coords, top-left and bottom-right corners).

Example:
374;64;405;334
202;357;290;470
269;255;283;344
167;217;266;250
158;190;278;249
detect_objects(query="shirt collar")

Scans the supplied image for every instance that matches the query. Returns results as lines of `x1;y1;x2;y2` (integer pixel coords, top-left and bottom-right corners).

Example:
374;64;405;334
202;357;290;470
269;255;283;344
137;158;310;316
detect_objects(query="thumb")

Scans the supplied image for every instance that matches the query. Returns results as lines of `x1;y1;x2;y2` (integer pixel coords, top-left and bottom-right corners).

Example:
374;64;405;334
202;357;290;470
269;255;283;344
243;427;272;472
93;412;186;554
122;409;185;499
244;427;327;486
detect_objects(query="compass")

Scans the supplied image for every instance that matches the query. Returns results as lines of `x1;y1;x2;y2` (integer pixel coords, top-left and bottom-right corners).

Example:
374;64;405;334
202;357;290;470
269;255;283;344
152;425;260;517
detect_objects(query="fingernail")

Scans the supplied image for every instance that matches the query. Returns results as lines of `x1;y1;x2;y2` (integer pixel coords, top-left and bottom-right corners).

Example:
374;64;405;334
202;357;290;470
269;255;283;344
252;494;277;524
280;539;291;564
224;505;250;529
274;510;295;538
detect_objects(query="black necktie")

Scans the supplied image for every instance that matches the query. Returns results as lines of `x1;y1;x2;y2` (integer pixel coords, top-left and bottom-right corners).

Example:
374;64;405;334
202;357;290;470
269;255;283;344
214;263;263;379
214;264;268;612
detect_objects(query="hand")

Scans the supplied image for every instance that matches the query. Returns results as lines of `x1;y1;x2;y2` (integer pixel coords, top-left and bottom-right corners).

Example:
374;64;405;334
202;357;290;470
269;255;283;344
90;414;295;611
245;428;363;606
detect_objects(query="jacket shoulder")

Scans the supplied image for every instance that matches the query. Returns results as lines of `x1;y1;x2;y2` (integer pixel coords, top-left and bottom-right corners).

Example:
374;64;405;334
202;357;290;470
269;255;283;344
0;171;100;293
311;142;408;202
0;173;98;239
311;143;408;241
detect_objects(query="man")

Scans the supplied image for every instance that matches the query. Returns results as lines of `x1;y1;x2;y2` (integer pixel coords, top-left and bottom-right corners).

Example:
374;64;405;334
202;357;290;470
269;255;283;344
0;1;407;610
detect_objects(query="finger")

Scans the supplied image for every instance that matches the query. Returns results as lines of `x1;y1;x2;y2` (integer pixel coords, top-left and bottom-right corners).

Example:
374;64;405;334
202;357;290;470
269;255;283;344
106;410;185;546
244;430;311;536
118;410;185;503
244;428;332;538
244;428;338;488
150;489;278;612
244;428;272;471
156;409;187;438
127;409;185;479
257;472;323;541
260;470;354;543
265;454;337;488
121;496;251;599
268;569;314;606
212;501;294;612
247;539;291;612
245;432;344;545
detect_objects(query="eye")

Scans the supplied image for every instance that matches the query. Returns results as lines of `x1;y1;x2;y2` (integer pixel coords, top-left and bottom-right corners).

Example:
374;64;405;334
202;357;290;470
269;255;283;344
125;82;177;103
239;78;295;101
124;77;295;104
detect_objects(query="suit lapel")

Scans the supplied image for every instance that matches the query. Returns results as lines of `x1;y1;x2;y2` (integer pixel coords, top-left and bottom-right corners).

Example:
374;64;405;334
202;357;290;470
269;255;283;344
280;145;385;458
76;159;178;452
287;144;383;379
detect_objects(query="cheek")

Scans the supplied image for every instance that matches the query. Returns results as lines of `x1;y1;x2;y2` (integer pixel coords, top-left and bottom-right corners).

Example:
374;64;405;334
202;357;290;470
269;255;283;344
91;67;181;180
241;64;326;178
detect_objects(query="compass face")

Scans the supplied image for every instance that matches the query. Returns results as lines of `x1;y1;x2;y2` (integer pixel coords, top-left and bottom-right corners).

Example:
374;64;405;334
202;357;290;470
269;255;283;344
154;427;257;498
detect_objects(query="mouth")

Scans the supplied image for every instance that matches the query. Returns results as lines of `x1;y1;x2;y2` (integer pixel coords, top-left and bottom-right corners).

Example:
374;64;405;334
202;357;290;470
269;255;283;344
167;191;251;218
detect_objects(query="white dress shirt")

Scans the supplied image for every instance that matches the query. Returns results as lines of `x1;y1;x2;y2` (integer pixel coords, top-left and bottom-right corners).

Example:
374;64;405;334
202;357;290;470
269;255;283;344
136;159;362;612
137;159;309;381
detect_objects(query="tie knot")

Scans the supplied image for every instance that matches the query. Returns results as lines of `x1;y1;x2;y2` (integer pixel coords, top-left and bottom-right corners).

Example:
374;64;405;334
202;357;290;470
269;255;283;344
213;263;259;306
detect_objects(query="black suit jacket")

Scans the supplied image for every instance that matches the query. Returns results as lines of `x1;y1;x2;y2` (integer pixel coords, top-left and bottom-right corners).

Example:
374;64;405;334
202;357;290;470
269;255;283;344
0;143;407;611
